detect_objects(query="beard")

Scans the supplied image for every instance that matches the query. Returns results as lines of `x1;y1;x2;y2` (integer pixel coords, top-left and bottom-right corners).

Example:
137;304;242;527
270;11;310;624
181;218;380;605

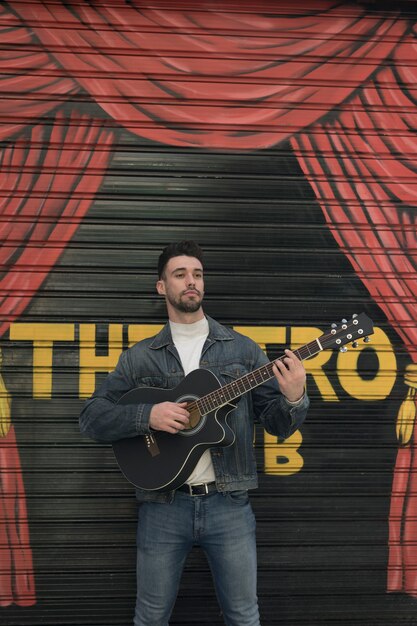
166;289;203;314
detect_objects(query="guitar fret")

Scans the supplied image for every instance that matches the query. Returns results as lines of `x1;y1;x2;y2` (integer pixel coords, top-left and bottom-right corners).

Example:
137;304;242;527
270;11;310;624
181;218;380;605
244;375;253;390
261;366;270;380
216;389;228;404
304;342;313;357
198;396;210;415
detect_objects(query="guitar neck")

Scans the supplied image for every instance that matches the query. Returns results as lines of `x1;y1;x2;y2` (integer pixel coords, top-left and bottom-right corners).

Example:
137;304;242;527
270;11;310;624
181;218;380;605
196;337;322;415
194;313;374;415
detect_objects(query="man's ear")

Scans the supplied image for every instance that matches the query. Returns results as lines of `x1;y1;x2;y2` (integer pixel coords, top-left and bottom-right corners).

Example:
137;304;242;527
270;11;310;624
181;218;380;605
156;279;165;296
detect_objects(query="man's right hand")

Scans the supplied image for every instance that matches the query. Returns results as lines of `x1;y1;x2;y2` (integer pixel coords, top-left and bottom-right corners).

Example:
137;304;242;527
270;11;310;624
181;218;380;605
149;401;190;434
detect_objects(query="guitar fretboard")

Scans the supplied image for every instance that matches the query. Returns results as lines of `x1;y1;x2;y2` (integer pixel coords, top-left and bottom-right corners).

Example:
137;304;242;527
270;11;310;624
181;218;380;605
194;337;322;415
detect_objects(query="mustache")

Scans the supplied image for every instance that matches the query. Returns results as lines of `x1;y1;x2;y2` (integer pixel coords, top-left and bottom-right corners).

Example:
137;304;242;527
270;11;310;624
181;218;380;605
181;289;201;296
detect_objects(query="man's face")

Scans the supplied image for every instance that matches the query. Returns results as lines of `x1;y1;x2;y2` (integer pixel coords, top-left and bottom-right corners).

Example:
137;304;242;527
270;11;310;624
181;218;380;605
157;255;205;316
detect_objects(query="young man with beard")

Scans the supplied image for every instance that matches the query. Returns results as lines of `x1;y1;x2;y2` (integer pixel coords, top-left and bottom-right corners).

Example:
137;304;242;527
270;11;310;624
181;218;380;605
80;240;309;626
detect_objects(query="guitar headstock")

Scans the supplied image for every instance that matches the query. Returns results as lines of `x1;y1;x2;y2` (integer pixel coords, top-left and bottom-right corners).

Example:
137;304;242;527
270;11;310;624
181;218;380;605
320;313;374;352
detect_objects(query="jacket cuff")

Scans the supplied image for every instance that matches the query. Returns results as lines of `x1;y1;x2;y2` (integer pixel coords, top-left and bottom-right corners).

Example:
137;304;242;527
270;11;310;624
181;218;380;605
280;391;310;432
283;391;306;407
135;403;154;434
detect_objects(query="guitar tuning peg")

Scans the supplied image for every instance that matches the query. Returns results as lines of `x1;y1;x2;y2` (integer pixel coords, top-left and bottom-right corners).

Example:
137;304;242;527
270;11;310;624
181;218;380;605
364;336;371;343
342;318;347;324
331;323;337;329
352;313;358;318
352;341;358;348
339;346;348;353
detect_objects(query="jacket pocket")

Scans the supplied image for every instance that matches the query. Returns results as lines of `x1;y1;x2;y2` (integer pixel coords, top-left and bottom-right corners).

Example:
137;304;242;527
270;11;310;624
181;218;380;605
137;376;167;389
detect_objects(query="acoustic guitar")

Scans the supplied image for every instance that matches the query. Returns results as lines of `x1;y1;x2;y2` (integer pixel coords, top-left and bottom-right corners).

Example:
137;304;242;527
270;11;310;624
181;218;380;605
112;313;374;492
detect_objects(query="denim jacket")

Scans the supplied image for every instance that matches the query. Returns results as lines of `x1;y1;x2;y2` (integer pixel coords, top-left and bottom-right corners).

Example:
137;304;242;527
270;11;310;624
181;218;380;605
79;315;309;502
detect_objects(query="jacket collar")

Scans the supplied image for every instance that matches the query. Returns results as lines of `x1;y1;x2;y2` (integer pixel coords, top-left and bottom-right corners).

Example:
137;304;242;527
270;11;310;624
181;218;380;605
149;315;234;350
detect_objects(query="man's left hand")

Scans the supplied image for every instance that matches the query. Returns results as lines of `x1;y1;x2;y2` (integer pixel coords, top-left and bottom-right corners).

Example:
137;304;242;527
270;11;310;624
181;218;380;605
272;349;306;403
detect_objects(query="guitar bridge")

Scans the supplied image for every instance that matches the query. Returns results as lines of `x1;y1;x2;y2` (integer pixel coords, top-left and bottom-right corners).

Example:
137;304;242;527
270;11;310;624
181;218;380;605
145;434;160;457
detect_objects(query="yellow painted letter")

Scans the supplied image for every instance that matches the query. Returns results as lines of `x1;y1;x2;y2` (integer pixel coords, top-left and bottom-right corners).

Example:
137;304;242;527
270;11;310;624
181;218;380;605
10;323;75;398
264;430;304;475
79;324;123;397
291;327;338;402
337;327;396;400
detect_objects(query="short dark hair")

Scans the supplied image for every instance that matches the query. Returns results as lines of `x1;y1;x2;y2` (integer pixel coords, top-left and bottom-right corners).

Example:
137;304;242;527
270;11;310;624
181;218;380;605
157;240;204;279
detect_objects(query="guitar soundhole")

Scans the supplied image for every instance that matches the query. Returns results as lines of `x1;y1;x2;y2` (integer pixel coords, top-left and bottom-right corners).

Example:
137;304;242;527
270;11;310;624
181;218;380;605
176;394;206;436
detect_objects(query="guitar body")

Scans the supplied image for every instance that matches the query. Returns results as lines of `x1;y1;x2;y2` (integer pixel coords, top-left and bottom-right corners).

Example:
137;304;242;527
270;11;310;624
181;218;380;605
112;368;236;492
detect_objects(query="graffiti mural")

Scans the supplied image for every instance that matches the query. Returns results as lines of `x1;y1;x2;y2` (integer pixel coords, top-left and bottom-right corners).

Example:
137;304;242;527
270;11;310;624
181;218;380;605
0;0;416;621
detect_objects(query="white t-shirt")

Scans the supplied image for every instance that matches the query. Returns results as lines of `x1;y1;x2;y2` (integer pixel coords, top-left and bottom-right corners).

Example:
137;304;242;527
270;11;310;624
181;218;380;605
169;317;216;485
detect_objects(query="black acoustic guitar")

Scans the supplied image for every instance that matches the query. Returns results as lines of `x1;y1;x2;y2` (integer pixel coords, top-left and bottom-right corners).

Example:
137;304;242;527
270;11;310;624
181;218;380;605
112;313;374;492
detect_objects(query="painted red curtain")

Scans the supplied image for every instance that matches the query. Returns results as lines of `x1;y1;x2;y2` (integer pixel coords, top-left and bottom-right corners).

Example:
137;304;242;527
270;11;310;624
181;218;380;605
291;56;417;596
0;117;115;605
1;0;416;604
0;3;115;606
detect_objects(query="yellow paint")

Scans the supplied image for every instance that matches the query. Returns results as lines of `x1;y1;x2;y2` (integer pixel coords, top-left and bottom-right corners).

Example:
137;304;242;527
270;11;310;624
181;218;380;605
264;429;304;475
128;324;164;347
291;326;339;402
0;349;11;437
337;327;396;400
9;323;75;398
79;324;123;397
233;326;286;353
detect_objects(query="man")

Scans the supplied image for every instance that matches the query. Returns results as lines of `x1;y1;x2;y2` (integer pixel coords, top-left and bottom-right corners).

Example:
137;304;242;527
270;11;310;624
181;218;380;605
79;240;309;626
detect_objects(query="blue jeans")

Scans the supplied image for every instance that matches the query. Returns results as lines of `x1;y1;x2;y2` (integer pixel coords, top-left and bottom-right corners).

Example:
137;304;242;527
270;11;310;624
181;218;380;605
134;490;260;626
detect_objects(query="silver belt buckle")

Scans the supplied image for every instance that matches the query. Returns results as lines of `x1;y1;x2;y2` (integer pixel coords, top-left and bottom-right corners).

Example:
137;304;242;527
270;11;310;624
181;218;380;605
190;482;208;496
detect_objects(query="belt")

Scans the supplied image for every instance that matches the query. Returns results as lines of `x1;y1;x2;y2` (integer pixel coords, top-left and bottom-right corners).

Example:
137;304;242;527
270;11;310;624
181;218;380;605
177;481;217;496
